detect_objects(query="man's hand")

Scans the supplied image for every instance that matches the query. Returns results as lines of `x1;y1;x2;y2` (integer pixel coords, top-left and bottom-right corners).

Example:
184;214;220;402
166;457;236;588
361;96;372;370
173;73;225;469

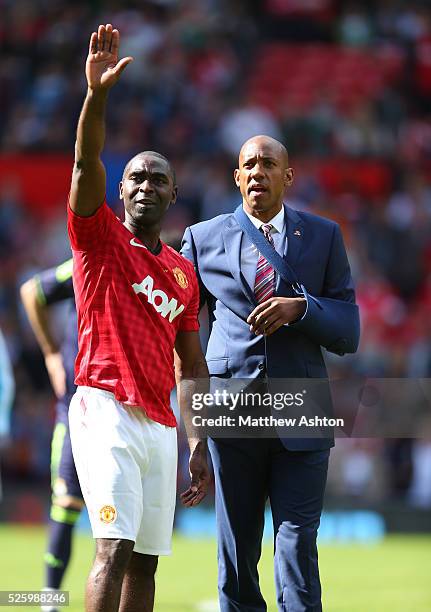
180;441;211;508
247;297;306;336
86;24;133;91
44;352;66;399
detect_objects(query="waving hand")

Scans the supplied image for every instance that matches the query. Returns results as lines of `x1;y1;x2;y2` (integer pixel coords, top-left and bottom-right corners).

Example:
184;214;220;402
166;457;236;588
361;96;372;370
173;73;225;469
70;24;133;217
86;23;133;91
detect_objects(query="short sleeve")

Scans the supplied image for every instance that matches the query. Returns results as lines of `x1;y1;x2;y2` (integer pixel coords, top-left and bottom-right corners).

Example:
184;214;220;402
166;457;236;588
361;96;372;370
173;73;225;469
36;259;74;305
178;269;200;332
67;200;112;251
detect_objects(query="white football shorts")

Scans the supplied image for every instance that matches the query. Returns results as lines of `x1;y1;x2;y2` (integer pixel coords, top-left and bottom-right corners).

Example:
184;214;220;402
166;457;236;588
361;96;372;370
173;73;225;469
69;386;177;555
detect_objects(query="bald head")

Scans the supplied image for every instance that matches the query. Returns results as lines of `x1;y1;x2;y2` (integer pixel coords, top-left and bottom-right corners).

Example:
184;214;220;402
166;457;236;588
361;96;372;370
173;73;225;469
239;135;289;168
234;135;293;222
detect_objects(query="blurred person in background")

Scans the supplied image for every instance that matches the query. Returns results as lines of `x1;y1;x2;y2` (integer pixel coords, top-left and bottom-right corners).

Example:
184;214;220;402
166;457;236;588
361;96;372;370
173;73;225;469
0;326;15;501
20;259;83;612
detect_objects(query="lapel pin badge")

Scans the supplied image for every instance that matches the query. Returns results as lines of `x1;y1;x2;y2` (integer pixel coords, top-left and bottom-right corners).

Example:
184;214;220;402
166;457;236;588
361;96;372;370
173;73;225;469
294;229;302;237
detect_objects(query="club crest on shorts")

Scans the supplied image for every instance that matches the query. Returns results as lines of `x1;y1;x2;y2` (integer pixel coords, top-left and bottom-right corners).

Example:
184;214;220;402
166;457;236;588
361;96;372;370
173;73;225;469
99;505;117;524
172;267;188;289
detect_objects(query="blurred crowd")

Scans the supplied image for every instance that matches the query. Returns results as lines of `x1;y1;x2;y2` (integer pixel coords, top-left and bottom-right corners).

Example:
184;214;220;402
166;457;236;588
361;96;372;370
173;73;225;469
1;0;431;513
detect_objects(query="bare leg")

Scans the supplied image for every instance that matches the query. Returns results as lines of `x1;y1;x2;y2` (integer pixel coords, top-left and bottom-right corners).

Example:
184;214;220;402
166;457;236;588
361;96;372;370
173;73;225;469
86;539;134;612
119;553;158;612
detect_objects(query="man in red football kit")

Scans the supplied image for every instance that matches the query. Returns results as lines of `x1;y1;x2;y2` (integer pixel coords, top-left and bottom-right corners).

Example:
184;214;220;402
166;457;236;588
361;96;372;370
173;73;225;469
67;24;209;612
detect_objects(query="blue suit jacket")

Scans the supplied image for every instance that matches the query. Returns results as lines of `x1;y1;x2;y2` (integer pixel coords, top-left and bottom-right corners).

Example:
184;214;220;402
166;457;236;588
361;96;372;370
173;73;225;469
181;204;360;450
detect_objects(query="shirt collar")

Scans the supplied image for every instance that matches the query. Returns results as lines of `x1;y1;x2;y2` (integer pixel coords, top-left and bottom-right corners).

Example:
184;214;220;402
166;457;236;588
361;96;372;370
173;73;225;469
243;205;285;234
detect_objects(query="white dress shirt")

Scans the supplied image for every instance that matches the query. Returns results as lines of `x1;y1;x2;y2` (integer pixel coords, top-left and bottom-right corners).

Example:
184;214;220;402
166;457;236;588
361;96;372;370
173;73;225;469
239;204;307;324
240;205;287;291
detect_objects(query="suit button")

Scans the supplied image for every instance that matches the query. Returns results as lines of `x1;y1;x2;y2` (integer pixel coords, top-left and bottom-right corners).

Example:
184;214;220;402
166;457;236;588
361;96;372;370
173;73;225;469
258;363;265;371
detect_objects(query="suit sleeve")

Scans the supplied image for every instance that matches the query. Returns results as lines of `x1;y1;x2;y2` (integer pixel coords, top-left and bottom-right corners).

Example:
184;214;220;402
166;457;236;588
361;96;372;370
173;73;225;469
291;224;360;355
181;227;209;309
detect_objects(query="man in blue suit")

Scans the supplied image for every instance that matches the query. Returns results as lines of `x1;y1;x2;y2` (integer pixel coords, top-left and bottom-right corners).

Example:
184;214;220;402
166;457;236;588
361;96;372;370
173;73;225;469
181;135;360;611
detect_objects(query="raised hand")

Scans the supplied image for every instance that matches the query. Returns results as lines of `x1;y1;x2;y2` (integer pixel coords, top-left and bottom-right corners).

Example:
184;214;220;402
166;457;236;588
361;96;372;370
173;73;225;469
86;23;133;91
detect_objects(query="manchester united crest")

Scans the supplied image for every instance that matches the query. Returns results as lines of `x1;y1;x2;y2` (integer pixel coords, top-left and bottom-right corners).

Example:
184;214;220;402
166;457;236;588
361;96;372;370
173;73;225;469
99;505;117;524
172;267;188;289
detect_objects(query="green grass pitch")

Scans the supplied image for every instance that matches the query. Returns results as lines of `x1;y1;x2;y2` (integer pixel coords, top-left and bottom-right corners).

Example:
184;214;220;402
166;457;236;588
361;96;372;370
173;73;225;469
0;526;430;611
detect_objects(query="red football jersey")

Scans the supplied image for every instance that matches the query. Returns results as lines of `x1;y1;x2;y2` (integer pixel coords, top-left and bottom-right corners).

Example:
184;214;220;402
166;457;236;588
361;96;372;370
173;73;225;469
68;202;199;427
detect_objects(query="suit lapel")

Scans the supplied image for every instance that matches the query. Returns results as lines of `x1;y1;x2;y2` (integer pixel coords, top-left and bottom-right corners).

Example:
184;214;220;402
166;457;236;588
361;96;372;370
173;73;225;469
284;204;304;268
222;206;304;304
222;216;257;307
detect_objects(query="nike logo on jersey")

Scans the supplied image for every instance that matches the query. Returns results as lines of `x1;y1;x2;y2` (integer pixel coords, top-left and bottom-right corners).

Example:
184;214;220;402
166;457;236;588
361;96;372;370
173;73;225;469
130;238;147;249
132;275;185;322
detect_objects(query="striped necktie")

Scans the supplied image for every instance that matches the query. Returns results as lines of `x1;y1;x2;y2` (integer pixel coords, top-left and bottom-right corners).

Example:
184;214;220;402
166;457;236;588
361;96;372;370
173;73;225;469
254;223;275;303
